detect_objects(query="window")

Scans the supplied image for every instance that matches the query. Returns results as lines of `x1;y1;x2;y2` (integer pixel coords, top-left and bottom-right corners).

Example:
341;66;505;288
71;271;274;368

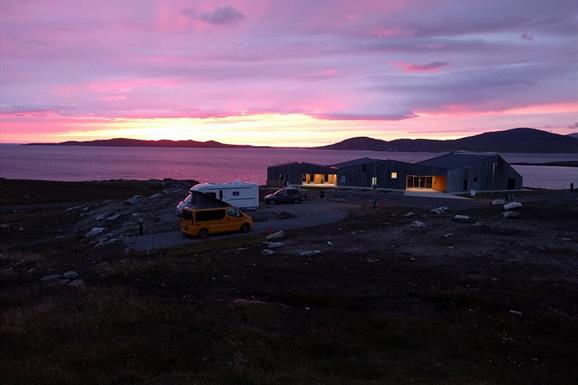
232;191;240;196
340;175;346;183
371;177;378;186
196;209;226;222
227;208;241;217
391;171;398;179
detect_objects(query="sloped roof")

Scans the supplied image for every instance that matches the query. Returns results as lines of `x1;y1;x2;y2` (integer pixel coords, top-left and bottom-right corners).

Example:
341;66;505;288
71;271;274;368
268;161;327;168
330;157;389;168
418;152;496;169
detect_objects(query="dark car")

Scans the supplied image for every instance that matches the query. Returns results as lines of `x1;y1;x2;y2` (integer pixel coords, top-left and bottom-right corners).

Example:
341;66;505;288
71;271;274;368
264;188;302;204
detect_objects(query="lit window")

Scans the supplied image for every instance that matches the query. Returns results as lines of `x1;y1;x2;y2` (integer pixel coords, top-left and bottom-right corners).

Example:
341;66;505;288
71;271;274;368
391;171;398;179
371;177;378;186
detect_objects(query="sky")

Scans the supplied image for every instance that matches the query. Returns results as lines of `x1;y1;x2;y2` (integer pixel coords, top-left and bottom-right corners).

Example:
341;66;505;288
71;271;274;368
0;0;577;146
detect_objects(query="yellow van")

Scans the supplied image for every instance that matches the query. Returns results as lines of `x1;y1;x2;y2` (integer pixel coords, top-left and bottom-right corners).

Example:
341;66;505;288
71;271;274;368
180;206;253;238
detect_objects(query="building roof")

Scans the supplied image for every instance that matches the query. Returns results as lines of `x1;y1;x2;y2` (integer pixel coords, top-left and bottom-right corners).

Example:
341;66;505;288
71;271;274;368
330;157;388;168
417;152;496;169
267;161;327;168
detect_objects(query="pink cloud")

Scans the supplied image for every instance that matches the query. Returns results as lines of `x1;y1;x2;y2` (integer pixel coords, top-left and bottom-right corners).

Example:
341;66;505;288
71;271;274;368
393;61;449;73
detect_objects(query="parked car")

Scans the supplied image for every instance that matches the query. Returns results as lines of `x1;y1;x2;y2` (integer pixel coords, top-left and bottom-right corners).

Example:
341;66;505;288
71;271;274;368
180;207;253;239
264;188;302;204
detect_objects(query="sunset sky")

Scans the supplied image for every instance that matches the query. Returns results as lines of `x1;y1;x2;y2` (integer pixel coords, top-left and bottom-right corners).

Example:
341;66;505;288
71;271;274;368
1;0;577;145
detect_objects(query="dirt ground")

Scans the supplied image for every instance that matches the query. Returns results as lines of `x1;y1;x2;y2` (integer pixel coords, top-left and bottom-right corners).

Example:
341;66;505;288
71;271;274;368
1;180;577;385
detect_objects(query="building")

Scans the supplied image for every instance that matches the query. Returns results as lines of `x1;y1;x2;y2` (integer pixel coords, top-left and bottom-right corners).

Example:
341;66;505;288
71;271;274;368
266;152;523;193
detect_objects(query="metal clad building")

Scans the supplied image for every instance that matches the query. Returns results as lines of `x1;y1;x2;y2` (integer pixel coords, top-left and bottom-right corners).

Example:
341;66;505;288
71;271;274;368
266;152;523;193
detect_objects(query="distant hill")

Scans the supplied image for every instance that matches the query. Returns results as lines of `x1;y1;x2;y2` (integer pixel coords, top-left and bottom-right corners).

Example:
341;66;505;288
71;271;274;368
26;138;266;148
319;128;578;153
569;132;578;139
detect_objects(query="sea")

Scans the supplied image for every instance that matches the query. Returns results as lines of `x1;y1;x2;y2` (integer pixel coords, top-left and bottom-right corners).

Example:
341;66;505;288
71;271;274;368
1;145;577;189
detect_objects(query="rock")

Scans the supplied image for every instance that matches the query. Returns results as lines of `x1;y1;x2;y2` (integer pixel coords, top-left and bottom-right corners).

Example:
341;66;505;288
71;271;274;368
504;202;522;211
509;310;523;316
454;215;471;223
326;241;334;246
502;211;520;219
62;271;79;279
403;211;415;217
265;241;284;249
85;227;106;237
67;279;86;288
106;214;120;221
443;233;454;238
409;220;425;228
366;257;380;263
491;199;506;206
150;193;162;199
66;205;81;212
41;274;62;284
299;250;321;257
94;214;105;221
124;195;142;205
430;206;448;215
560;237;572;241
266;230;285;240
261;249;275;256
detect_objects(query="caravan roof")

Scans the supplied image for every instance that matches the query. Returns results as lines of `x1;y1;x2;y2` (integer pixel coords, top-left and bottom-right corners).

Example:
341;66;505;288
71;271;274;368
191;181;257;191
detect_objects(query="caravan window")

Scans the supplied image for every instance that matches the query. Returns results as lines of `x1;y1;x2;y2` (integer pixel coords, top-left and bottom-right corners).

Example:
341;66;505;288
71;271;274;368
232;191;240;196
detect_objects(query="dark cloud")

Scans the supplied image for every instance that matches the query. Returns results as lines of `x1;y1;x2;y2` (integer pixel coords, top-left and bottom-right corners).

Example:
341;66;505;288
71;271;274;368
521;32;534;41
569;122;578;129
182;5;245;25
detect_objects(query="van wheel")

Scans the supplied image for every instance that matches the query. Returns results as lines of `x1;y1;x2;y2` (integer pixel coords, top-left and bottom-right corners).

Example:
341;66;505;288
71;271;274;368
240;223;251;233
198;229;209;239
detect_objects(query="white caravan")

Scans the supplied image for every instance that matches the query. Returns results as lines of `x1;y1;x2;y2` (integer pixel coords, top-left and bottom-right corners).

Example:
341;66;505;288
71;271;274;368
176;181;259;214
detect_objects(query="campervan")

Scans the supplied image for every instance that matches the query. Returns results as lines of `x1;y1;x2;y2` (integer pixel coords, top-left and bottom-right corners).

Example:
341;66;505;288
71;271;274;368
176;181;259;214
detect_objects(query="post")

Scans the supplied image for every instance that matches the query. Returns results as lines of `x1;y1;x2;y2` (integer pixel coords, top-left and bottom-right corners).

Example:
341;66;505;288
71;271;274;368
372;183;377;209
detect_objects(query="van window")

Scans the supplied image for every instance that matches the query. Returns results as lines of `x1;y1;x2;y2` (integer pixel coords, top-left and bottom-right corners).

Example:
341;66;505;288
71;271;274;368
227;208;241;217
196;209;226;222
232;191;240;196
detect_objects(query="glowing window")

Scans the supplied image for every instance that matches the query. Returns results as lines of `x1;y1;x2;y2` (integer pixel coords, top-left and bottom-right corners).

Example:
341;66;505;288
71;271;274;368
391;171;398;179
371;177;378;186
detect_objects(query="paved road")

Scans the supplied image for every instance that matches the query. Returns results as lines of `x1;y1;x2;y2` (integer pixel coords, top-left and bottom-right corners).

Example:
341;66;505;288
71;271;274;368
124;200;356;252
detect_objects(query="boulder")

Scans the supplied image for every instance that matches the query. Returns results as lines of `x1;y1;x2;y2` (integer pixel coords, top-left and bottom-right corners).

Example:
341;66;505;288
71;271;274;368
261;249;275;256
62;271;79;279
67;279;86;288
502;211;520;219
504;202;522;211
124;195;142;205
430;206;449;215
453;215;471;223
410;220;425;228
265;242;284;249
40;274;62;284
266;230;285;240
150;193;162;199
85;227;106;238
491;199;506;206
106;214;120;221
299;250;321;257
403;211;415;217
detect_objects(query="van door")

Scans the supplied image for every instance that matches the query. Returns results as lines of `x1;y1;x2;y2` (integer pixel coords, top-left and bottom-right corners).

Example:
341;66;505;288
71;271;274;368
226;207;243;231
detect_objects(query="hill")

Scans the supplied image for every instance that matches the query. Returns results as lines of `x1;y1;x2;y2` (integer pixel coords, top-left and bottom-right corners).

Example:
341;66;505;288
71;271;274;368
25;138;265;148
319;128;578;153
568;132;578;139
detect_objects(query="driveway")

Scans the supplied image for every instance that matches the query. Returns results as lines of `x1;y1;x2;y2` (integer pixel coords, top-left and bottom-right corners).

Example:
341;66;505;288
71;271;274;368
124;200;355;252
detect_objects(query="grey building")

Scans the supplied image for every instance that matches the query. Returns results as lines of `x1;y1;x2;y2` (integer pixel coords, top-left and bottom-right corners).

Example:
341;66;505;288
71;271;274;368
417;152;523;193
266;152;523;193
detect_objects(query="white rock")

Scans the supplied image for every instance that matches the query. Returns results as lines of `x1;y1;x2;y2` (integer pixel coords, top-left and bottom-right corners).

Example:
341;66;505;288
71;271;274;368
124;195;142;205
299;250;321;257
509;310;523;316
261;249;275;256
502;211;520;219
266;230;285;240
62;271;79;279
443;233;454;238
85;227;106;238
106;214;120;221
491;199;506;206
150;193;162;199
504;202;522;211
430;206;449;215
67;279;86;288
410;220;425;228
403;211;415;217
265;242;284;249
94;214;105;221
454;215;471;223
40;274;61;284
